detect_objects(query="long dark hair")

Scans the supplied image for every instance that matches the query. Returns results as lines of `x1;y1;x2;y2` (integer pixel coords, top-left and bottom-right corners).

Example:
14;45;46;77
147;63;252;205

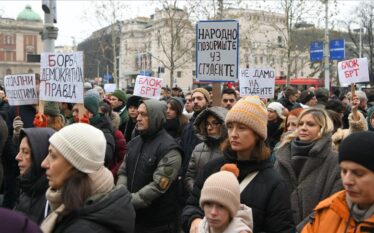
60;170;91;215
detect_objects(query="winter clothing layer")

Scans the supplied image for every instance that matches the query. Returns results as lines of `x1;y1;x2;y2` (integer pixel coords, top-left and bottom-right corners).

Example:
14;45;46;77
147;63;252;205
301;191;374;233
184;107;227;193
225;96;268;139
48;186;135;233
267;119;284;151
0;208;42;233
332;111;368;151
14;128;55;224
108;129;127;180
274;133;343;226
3;105;36;209
49;123;107;173
0;115;8;187
192;88;211;102
198;204;253;233
367;106;374;131
117;99;182;228
278;97;300;111
89;115;116;167
113;104;128;133
180;113;202;175
200;171;240;218
182;150;295;233
339;131;374;172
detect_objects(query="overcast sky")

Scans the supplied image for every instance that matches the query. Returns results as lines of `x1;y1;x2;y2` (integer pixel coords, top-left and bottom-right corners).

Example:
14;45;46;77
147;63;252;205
0;0;361;47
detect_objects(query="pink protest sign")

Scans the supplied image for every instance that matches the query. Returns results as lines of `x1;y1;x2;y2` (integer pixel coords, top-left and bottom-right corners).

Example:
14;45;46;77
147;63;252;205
133;75;163;99
338;58;369;86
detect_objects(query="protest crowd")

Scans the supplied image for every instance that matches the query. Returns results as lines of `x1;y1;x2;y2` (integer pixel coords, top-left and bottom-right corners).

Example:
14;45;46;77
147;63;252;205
0;74;373;233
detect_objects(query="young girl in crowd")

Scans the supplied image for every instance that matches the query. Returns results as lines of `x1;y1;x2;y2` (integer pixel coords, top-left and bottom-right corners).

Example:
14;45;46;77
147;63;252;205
198;171;253;233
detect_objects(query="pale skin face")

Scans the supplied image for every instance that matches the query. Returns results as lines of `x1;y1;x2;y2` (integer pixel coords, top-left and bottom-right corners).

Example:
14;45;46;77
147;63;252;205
109;96;123;109
227;122;256;160
340;161;374;209
203;201;231;233
15;137;32;176
305;96;318;107
41;145;75;190
128;106;139;119
136;103;149;131
192;92;208;113
206;115;221;137
267;109;278;122
221;94;237;110
286;115;298;132
166;103;177;120
371;115;374;129
184;95;193;113
297;114;321;142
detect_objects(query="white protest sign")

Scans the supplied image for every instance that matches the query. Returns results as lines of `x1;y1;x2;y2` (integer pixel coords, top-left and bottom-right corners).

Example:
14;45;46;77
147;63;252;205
4;74;38;106
338;58;369;86
40;52;84;103
239;68;275;99
133;75;163;99
104;84;116;93
196;20;239;82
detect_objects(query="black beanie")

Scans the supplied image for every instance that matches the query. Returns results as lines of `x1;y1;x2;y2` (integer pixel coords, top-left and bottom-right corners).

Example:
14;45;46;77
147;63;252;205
339;131;374;172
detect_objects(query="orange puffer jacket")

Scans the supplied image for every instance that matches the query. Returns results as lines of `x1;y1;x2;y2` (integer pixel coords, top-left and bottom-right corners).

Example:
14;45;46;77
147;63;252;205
302;190;374;233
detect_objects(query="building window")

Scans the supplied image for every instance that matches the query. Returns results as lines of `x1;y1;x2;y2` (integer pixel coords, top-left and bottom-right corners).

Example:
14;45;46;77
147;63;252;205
277;36;283;48
260;56;263;64
28;69;33;73
6;68;12;75
177;71;182;78
192;70;196;76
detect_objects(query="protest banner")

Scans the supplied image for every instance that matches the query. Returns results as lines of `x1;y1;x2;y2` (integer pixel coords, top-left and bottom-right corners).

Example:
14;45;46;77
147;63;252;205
239;67;275;99
133;75;163;99
104;83;116;94
40;52;84;103
196;20;239;82
338;57;369;86
4;73;38;106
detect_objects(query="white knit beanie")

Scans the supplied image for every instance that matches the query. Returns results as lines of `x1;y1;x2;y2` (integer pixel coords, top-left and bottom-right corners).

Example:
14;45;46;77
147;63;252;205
49;123;106;173
267;102;285;119
200;171;240;217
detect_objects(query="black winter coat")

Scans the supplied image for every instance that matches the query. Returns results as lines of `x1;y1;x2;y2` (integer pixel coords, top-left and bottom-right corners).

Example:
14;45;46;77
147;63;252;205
52;186;135;233
181;150;295;233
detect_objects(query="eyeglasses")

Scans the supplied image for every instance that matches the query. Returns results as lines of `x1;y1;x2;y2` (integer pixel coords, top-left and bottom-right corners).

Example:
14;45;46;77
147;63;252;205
222;99;235;103
206;121;221;128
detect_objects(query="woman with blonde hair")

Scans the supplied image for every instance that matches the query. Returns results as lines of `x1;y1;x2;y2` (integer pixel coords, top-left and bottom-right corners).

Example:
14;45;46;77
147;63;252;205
275;108;343;230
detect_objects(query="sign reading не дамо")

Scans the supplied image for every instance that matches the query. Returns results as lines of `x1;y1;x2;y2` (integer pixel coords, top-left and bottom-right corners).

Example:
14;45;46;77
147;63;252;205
196;20;239;82
4;73;38;106
338;58;369;86
40;52;84;103
239;68;275;99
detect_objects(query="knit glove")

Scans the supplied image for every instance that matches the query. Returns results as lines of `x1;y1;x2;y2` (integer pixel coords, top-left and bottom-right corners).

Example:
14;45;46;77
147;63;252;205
33;113;47;128
79;114;90;124
12;116;24;136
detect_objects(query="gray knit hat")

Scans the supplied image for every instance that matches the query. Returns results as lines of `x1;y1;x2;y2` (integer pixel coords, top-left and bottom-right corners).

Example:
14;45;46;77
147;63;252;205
49;123;106;173
200;171;240;217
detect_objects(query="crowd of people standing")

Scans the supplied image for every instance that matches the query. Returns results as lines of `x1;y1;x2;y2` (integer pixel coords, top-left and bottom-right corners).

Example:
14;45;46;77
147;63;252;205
0;80;373;233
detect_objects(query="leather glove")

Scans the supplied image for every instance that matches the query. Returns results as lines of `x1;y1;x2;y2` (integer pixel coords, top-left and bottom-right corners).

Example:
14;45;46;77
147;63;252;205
12;116;24;135
33;113;47;128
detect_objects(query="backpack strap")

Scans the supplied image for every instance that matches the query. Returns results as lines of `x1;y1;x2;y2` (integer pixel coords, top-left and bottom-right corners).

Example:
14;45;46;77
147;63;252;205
239;171;259;193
